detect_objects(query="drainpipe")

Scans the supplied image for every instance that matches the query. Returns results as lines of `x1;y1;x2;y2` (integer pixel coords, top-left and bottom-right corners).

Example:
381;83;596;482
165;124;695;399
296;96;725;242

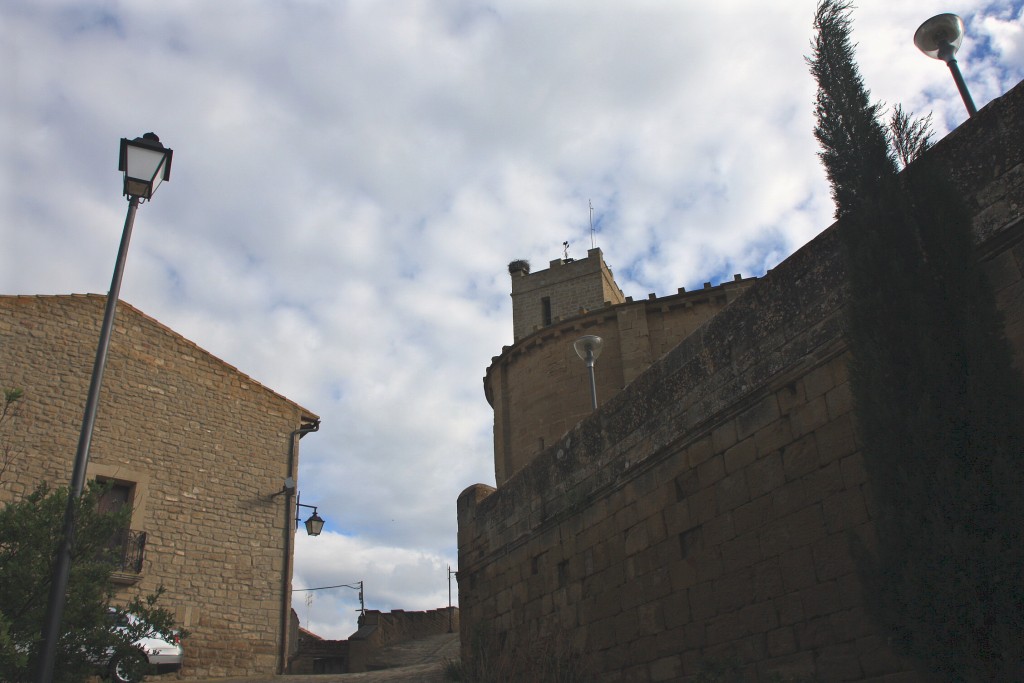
278;418;320;674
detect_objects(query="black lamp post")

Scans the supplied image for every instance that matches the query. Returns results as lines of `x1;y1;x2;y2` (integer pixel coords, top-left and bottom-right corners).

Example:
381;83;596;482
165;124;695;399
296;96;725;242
915;13;978;117
36;133;172;683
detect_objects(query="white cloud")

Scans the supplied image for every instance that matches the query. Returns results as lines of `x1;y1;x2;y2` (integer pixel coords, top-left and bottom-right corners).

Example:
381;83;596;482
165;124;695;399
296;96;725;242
3;0;1022;640
293;531;454;639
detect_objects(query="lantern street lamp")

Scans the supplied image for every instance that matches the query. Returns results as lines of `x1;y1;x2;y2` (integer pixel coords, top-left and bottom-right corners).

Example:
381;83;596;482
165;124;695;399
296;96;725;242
573;335;604;411
296;492;326;536
37;134;173;683
303;510;325;536
914;13;977;117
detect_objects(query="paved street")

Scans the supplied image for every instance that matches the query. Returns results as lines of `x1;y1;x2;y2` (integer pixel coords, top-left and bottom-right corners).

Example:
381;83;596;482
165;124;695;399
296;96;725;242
186;633;460;683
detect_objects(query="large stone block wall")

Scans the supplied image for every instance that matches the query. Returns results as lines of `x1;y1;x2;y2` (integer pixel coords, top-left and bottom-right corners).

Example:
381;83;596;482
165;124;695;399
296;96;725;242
461;230;867;680
487;277;756;486
460;80;1024;681
619;278;755;385
358;607;461;645
0;295;316;679
346;608;461;673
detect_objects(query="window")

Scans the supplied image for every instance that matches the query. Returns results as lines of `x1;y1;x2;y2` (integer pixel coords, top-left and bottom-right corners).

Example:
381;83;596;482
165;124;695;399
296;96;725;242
541;297;552;326
96;477;146;577
86;465;150;581
98;480;134;516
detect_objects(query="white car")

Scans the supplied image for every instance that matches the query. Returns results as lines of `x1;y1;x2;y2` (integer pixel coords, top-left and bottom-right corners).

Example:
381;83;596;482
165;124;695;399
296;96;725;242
106;611;184;683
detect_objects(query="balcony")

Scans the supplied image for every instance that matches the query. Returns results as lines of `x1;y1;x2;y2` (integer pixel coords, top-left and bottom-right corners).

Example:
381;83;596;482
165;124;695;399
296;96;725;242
108;528;146;585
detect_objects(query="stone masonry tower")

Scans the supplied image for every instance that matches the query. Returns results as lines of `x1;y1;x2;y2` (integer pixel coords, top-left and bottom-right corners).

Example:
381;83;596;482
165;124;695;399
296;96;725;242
489;248;756;485
509;248;626;341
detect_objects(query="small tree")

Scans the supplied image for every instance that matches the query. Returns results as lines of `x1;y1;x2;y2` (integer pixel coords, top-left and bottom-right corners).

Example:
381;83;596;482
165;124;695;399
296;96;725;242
808;0;896;218
809;0;1024;677
0;483;182;683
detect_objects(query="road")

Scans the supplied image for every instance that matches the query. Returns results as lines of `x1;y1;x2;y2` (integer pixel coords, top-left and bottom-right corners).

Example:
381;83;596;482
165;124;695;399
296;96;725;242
185;633;460;683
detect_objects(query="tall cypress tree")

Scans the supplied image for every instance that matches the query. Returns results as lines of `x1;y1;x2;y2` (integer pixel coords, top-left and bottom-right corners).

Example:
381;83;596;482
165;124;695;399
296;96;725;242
809;0;896;216
809;1;1024;677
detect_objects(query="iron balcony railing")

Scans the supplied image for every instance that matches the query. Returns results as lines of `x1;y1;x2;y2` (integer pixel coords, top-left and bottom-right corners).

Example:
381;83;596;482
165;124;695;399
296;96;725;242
108;528;147;574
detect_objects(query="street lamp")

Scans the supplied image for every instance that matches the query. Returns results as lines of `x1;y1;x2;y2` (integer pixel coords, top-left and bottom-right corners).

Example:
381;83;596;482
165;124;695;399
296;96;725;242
296;492;326;536
119;133;174;199
302;508;325;537
37;134;173;683
573;335;604;411
914;13;977;117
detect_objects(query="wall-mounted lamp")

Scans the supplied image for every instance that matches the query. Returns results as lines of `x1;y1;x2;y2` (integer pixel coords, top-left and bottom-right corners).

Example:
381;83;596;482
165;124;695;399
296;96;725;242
914;13;977;117
295;492;325;536
573;335;604;411
270;480;323;536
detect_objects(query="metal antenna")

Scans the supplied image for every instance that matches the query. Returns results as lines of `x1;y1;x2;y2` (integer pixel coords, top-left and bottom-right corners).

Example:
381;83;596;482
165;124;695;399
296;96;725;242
589;200;596;249
563;240;570;260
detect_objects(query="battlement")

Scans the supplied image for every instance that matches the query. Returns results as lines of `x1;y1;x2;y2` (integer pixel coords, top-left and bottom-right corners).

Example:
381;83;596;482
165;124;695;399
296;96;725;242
510;247;627;342
511;272;756;348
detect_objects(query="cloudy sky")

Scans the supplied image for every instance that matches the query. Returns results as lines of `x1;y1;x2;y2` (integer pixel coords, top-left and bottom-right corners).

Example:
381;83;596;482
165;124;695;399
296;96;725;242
3;0;1022;639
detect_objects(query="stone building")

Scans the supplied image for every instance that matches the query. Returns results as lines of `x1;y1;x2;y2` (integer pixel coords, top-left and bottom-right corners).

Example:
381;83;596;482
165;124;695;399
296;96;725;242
459;80;1024;681
489;250;755;485
0;294;319;679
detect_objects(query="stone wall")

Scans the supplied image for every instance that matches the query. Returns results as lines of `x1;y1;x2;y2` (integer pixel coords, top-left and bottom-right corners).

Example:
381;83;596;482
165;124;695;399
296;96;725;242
289;628;350;675
459;80;1024;682
357;607;460;647
0;295;317;679
293;607;459;674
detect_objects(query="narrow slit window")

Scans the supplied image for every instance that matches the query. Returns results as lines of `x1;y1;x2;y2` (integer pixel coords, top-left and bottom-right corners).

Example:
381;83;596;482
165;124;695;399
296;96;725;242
541;297;552;326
